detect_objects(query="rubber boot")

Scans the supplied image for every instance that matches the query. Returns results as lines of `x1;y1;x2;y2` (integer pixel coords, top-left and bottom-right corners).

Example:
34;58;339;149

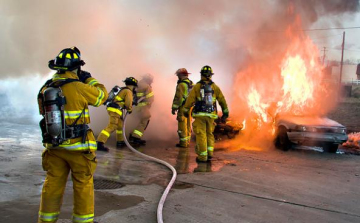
196;157;209;163
129;134;146;145
97;141;109;152
116;141;126;149
176;143;188;148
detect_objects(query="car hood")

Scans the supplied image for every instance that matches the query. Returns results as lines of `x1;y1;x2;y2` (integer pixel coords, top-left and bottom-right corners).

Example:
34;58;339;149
277;116;345;128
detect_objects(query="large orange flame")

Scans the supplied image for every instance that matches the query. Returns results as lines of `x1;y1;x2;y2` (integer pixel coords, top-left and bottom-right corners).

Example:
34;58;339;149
233;14;334;136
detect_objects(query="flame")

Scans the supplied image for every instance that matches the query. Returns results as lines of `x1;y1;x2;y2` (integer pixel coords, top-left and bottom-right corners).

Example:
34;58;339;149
235;14;331;134
241;119;246;130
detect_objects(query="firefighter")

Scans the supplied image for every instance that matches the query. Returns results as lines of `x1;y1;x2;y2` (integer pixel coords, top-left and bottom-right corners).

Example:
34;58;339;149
183;65;229;162
129;73;154;145
38;47;108;223
97;77;138;150
171;68;193;148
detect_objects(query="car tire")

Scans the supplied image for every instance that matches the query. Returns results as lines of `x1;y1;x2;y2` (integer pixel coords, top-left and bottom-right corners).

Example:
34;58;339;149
323;143;338;153
275;126;291;151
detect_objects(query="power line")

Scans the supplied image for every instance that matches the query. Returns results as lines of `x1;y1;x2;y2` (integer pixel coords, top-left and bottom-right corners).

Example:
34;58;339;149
265;26;360;33
303;26;360;31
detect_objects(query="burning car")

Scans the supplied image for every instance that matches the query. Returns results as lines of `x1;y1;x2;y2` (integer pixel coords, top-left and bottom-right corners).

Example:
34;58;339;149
274;115;348;153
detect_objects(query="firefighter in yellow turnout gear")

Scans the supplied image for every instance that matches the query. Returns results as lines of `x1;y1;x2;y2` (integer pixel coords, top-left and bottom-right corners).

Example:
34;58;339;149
38;47;108;223
183;65;229;162
129;73;154;145
172;68;193;148
97;77;138;150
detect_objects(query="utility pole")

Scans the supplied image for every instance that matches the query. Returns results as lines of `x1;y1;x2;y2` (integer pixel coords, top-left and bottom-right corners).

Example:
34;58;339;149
322;47;327;65
339;31;345;84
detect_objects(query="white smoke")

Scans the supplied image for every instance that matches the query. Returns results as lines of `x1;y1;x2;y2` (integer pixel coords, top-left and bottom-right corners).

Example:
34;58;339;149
0;0;359;140
0;73;52;124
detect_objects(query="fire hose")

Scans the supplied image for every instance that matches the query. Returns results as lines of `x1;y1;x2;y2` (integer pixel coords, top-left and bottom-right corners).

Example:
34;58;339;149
121;106;177;223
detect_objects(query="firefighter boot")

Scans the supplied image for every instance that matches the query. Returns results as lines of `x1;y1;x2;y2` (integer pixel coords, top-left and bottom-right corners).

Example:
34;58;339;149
97;141;109;152
176;143;188;148
129;134;146;145
116;141;126;149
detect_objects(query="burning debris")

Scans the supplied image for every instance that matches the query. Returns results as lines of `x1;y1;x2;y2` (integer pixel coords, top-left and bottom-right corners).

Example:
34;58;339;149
343;132;360;150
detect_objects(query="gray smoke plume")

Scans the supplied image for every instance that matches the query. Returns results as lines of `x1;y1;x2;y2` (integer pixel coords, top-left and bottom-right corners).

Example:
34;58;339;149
0;0;359;140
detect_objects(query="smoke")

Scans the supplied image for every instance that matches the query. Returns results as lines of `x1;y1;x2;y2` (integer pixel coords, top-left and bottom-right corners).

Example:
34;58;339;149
0;0;359;141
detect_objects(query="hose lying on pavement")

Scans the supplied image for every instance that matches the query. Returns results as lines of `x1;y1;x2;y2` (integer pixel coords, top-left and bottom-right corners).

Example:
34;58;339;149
122;109;177;223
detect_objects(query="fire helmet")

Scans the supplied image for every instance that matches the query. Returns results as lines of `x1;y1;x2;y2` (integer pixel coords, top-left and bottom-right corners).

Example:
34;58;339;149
200;65;214;78
123;77;138;87
142;73;154;84
175;68;191;76
49;47;85;71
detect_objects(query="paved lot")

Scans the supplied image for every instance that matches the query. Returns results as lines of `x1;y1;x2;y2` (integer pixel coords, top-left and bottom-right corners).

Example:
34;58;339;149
0;122;360;223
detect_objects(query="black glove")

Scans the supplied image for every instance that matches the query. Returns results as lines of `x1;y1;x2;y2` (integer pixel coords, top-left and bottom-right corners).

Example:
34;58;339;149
127;110;132;114
221;112;229;123
78;70;92;83
171;108;177;115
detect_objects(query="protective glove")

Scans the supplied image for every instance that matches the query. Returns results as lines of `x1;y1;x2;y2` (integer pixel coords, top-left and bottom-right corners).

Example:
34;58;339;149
171;108;177;115
221;112;229;123
78;70;92;83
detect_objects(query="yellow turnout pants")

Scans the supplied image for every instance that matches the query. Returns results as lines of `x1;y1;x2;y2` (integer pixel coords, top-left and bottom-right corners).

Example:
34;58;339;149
132;105;151;139
97;111;124;143
38;149;97;223
177;107;191;147
192;116;215;161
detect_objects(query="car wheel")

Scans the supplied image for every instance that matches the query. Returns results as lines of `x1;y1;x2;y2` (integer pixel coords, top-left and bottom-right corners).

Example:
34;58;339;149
275;126;291;151
323;143;338;153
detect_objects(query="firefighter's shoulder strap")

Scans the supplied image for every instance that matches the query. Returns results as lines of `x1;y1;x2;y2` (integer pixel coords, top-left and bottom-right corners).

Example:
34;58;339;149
177;78;193;88
38;78;80;103
197;80;213;86
114;87;130;101
38;78;80;94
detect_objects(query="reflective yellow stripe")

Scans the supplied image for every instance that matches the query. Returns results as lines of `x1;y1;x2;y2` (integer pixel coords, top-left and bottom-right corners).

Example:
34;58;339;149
138;102;150;107
193;112;218;119
73;213;94;223
223;108;229;114
39;211;60;221
133;130;143;137
101;130;110;137
137;92;144;97
64;109;89;119
172;104;179;109
145;92;154;98
94;88;105;107
116;130;123;134
107;107;122;116
88;79;99;86
207;147;214;152
180;136;191;141
199;151;208;156
45;141;97;151
115;95;123;101
212;97;217;102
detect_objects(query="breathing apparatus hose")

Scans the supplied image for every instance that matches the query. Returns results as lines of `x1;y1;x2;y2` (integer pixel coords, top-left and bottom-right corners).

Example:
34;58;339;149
122;108;177;223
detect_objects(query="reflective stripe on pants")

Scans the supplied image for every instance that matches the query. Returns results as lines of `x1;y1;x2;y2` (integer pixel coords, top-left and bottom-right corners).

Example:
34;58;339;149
97;111;123;143
192;116;215;161
73;213;94;223
132;106;151;139
38;149;96;223
177;106;191;147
